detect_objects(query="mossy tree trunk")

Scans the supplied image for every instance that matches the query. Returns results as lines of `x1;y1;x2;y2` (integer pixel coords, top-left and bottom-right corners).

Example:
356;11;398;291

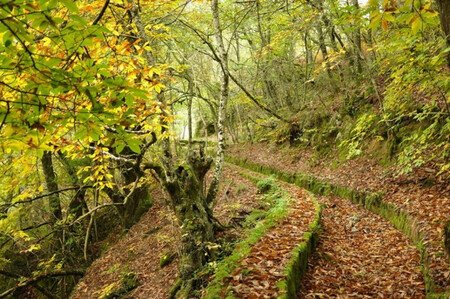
146;150;215;297
41;151;65;273
101;130;157;230
351;0;363;74
168;179;214;295
41;151;62;222
119;175;147;229
58;152;88;220
104;162;150;230
121;166;151;229
130;0;227;296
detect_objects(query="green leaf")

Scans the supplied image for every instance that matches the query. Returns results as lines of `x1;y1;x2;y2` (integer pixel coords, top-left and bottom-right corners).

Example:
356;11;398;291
411;16;422;34
71;15;88;26
115;140;126;154
60;0;79;13
126;138;141;154
74;126;88;140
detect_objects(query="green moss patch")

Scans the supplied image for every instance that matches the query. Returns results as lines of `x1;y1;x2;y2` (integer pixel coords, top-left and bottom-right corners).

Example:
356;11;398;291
160;251;177;268
97;271;139;299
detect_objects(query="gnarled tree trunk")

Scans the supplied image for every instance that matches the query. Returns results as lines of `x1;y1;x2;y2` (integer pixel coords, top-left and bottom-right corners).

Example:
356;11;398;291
130;0;227;296
146;149;216;297
104;162;150;230
41;151;62;222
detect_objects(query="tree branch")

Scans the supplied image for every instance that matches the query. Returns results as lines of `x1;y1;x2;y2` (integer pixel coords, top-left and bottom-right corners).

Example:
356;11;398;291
136;131;157;166
92;0;110;25
0;101;9;132
178;19;289;123
87;146;137;164
1;186;93;209
0;19;37;70
228;72;289;123
73;178;140;225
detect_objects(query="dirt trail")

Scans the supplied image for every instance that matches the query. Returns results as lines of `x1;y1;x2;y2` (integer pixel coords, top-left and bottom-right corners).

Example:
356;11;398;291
298;195;424;298
227;181;316;298
226;161;425;297
229;143;450;292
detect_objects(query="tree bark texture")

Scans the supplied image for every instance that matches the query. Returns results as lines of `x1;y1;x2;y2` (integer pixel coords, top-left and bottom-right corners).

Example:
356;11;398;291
147;150;215;297
104;162;150;229
352;0;363;74
437;0;450;66
41;151;62;222
206;0;229;205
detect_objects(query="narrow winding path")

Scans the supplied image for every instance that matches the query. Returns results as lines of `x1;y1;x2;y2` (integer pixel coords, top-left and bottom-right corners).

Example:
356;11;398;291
226;158;426;297
229;143;449;292
226;172;317;297
227;165;425;299
298;195;424;298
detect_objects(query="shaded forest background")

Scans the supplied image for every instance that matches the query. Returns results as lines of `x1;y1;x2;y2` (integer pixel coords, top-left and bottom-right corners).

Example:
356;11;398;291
0;0;449;298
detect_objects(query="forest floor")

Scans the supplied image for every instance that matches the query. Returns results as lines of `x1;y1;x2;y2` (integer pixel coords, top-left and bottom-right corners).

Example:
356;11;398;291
218;168;425;298
298;194;424;298
228;142;450;295
72;142;449;298
71;166;263;298
225;172;317;297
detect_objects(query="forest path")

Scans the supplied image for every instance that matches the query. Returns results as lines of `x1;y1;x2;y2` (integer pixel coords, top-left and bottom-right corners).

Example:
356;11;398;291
223;166;318;298
298;194;424;298
225;164;425;298
228;143;450;294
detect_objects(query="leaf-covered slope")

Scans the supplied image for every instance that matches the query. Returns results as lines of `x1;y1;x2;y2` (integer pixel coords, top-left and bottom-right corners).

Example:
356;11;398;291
71;166;263;298
228;143;450;293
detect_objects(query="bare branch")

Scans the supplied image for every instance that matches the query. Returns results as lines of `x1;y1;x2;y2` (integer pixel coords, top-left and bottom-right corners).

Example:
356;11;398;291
92;0;110;25
104;126;153;135
0;101;9;132
136;131;158;166
1;186;93;209
178;19;289;123
87;146;137;164
73;178;140;225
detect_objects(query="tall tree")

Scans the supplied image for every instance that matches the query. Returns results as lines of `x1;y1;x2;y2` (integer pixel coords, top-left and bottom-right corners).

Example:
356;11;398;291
128;1;229;295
